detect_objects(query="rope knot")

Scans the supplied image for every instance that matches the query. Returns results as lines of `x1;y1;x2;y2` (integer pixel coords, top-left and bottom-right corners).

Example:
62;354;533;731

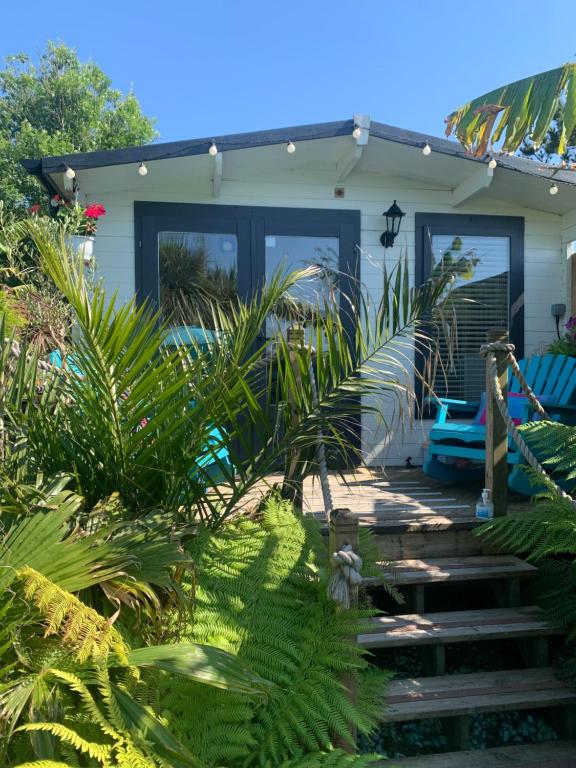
479;341;516;358
327;544;363;608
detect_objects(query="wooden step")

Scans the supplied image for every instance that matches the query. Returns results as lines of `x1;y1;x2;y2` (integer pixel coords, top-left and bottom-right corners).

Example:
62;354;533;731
318;512;478;535
372;528;485;560
371;555;537;587
388;740;576;767
385;668;576;722
359;606;559;649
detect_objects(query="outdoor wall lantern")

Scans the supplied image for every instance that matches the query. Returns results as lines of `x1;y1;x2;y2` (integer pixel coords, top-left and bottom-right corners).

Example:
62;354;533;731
380;200;405;248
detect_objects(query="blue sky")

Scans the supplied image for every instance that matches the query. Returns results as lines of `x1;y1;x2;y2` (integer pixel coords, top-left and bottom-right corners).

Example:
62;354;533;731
2;0;576;144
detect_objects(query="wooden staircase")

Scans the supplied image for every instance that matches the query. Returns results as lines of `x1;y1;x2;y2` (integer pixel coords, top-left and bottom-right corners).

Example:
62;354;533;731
317;469;576;765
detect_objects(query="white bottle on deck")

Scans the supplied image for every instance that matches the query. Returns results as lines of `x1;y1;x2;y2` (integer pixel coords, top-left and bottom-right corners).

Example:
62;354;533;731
475;488;494;520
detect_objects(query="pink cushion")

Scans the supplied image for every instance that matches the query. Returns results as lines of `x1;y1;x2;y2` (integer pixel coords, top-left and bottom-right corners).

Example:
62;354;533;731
477;392;551;426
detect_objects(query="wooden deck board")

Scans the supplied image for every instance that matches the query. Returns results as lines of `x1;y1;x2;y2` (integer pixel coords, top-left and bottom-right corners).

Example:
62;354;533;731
220;468;531;533
370;555;537;586
358;606;559;648
385;668;576;721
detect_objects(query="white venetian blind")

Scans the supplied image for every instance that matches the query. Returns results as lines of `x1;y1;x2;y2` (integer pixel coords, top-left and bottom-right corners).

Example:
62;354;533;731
430;234;510;401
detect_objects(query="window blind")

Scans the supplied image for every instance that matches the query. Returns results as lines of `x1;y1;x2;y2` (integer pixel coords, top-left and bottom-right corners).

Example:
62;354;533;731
430;234;510;402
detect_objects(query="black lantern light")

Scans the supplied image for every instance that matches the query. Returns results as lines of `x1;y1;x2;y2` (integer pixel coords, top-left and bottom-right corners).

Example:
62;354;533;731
380;200;405;248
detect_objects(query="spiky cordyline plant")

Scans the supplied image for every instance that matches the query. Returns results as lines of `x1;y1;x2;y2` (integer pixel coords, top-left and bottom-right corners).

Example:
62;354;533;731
8;218;448;527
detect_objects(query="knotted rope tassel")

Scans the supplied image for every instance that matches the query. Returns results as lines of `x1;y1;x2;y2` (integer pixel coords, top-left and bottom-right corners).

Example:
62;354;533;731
327;544;363;608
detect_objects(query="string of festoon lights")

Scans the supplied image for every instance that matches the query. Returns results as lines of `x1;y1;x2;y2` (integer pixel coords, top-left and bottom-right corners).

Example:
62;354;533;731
59;123;572;198
418;139;568;196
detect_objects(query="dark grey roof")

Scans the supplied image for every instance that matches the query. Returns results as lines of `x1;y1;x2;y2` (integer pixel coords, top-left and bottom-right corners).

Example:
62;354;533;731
21;118;576;186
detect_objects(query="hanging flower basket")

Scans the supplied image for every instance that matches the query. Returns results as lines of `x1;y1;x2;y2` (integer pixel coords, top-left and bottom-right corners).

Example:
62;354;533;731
29;197;107;266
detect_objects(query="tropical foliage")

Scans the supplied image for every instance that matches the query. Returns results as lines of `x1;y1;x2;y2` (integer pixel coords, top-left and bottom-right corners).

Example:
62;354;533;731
445;63;576;158
0;217;449;764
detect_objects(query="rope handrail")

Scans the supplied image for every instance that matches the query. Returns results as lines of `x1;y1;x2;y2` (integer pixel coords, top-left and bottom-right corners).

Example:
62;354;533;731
481;341;576;509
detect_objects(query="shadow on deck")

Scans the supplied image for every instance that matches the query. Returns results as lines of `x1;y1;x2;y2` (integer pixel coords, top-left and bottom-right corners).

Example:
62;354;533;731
301;467;531;534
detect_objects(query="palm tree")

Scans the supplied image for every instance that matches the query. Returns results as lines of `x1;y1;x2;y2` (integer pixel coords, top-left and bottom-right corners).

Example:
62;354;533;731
446;63;576;158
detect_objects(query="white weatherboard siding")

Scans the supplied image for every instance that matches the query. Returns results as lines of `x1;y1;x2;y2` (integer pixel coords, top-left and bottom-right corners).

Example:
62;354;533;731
85;173;566;466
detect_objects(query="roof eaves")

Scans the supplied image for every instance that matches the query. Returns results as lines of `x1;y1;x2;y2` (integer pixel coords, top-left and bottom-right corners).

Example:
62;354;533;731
23;119;355;176
20;117;576;188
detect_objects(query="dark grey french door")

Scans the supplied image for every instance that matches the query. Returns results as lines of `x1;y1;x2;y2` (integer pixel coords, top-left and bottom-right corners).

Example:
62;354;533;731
134;202;360;333
134;202;362;457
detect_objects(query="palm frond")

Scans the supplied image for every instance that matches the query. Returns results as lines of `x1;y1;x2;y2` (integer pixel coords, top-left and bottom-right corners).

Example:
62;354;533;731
446;63;576;155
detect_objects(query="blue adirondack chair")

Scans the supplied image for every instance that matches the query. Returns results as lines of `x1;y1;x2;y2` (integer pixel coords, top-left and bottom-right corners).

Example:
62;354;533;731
423;354;576;495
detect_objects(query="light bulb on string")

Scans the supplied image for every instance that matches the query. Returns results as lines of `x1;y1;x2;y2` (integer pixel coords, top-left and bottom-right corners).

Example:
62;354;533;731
65;166;76;180
352;125;362;140
138;161;148;176
286;140;296;154
422;143;432;156
550;183;559;196
209;142;218;156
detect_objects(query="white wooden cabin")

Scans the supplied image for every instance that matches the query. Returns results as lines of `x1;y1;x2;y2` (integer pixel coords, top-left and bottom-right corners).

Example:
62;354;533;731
23;115;576;466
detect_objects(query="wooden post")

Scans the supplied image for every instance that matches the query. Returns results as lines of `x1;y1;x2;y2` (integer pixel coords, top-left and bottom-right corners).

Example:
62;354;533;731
329;508;359;753
283;324;305;513
484;328;509;517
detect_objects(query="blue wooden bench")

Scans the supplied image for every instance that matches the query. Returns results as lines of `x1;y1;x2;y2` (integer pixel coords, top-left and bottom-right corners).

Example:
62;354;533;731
423;354;576;495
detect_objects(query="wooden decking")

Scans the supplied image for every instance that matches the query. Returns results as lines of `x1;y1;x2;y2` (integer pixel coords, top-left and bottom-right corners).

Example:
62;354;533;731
300;466;529;530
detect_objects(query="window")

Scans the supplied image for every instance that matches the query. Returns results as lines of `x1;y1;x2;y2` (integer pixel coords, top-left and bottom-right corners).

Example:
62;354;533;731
158;231;238;329
415;214;524;404
264;234;340;340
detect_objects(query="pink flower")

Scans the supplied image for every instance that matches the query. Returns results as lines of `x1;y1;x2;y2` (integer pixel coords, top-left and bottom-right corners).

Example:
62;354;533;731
84;203;106;219
29;204;41;215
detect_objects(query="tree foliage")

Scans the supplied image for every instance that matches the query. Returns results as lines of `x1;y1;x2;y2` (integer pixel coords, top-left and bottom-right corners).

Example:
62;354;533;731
0;42;156;213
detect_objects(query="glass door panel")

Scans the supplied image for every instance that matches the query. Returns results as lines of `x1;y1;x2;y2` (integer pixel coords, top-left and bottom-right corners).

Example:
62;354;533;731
264;234;340;341
159;231;238;330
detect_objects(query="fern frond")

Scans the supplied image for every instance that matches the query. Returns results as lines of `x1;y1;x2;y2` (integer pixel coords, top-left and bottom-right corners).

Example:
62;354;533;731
18;568;126;662
44;668;120;740
12;762;73;768
518;421;576;489
17;566;128;663
113;743;159;768
15;722;112;761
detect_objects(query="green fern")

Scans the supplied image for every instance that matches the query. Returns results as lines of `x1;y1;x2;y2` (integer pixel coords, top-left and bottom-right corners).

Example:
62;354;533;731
153;496;389;766
517;420;576;491
12;762;74;767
